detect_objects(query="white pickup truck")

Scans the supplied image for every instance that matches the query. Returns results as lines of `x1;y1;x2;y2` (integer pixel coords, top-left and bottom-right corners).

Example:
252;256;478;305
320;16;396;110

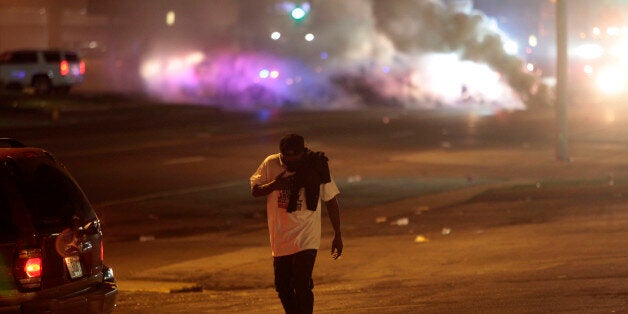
0;49;85;95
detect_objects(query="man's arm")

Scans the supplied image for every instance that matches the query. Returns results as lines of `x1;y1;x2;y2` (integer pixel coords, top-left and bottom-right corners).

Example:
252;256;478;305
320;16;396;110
251;171;289;197
325;196;343;259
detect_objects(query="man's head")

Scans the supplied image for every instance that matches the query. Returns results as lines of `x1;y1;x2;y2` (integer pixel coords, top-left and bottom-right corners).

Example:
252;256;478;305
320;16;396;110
280;134;305;171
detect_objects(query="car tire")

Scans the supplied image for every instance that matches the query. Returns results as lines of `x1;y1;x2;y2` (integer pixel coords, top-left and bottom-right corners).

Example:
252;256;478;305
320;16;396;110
32;76;52;95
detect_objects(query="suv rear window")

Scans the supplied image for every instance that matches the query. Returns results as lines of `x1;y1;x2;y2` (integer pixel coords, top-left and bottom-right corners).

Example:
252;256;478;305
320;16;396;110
6;52;38;64
64;52;79;62
14;164;93;231
44;51;61;63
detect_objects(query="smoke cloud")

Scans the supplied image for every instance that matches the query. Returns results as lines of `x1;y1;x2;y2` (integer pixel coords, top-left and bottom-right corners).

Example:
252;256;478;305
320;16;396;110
139;0;548;111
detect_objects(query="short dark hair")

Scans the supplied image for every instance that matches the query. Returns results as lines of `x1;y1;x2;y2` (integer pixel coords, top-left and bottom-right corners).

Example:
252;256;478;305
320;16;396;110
280;133;304;156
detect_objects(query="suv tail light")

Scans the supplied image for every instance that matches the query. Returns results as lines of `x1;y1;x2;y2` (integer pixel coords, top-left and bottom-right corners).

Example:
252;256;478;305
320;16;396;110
25;257;42;277
79;60;86;75
15;248;43;290
60;60;70;76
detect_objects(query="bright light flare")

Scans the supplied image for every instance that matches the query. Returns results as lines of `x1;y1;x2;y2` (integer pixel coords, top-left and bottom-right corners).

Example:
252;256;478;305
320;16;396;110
271;31;281;40
593;27;601;36
185;52;205;65
166;59;185;73
607;26;621;37
259;69;280;79
596;66;625;95
140;60;161;78
526;63;535;72
304;33;315;42
609;39;628;58
259;69;270;79
410;53;524;110
503;39;519;55
573;43;604;59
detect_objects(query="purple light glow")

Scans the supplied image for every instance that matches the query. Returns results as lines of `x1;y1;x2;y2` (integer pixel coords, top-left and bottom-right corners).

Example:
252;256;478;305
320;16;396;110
141;51;330;108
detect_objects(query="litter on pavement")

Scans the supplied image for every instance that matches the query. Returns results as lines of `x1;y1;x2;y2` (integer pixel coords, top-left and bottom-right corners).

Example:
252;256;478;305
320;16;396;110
414;235;429;243
391;217;409;226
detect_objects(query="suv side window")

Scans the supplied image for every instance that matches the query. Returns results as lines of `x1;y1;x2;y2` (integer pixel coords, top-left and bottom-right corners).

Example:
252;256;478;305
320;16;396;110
0;187;16;239
7;52;38;64
0;169;17;239
44;51;61;63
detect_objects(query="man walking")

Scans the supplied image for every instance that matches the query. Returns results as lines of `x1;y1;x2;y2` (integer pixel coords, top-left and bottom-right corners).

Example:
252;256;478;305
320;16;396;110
250;133;343;314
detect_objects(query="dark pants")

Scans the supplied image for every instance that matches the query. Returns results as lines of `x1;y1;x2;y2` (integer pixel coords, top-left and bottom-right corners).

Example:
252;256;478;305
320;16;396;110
273;249;318;314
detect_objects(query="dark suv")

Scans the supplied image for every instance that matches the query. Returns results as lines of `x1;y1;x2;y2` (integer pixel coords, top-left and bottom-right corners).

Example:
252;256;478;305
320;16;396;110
0;139;117;313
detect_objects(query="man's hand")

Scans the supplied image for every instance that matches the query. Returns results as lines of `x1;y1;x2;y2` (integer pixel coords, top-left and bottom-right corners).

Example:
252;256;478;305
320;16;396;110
252;171;292;197
273;171;292;189
331;234;343;260
325;197;342;260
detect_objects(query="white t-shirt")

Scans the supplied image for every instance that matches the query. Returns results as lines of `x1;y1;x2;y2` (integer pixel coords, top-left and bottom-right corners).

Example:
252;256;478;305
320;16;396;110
250;153;340;257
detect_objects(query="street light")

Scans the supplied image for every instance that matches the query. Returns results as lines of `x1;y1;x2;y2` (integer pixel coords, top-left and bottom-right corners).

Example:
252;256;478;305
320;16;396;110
166;11;175;26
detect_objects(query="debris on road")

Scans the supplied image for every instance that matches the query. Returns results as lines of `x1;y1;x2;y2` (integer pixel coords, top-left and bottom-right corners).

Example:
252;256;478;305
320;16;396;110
375;216;387;224
391;217;409;226
139;235;156;242
347;175;363;183
415;206;430;215
414;235;429;243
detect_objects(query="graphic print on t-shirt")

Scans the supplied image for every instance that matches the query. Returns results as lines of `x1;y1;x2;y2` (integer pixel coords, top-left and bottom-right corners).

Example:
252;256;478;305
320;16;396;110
278;187;303;211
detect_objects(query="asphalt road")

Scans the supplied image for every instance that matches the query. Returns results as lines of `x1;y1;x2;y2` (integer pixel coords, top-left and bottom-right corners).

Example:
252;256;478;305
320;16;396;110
2;99;557;204
1;98;627;312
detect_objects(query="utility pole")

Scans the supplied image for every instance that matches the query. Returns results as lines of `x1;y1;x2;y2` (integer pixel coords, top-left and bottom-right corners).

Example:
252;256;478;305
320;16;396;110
555;0;570;161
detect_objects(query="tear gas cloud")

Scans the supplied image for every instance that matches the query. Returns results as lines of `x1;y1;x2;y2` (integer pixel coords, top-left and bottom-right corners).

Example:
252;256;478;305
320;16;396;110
140;0;548;112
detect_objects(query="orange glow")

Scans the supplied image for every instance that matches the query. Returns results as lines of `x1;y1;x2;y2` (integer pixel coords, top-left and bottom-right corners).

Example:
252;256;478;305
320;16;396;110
80;61;86;75
25;258;42;278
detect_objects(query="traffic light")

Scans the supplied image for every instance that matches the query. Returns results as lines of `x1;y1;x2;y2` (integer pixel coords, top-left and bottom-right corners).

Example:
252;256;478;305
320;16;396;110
291;7;306;20
289;3;310;24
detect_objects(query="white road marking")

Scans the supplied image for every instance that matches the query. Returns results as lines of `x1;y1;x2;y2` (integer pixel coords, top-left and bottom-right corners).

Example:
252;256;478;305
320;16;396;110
162;156;206;165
